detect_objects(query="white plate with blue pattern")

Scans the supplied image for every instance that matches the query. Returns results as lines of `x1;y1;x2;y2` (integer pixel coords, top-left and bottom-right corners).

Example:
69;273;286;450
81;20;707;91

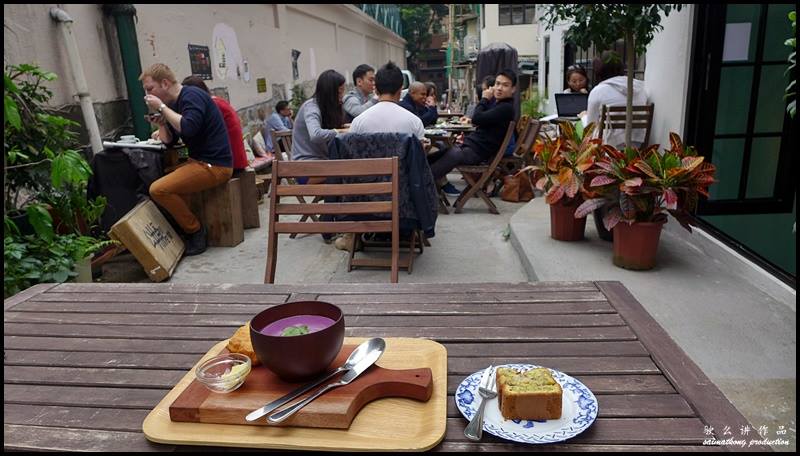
454;364;598;444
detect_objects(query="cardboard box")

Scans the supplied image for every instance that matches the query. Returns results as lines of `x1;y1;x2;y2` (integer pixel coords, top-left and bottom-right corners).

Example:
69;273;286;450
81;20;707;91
109;199;184;282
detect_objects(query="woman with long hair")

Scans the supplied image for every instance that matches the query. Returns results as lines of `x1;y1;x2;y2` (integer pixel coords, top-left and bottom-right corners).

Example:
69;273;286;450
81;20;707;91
291;69;346;164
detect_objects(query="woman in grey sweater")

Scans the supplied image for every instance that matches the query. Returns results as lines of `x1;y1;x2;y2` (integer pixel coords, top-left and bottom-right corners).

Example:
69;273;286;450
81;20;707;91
291;69;346;169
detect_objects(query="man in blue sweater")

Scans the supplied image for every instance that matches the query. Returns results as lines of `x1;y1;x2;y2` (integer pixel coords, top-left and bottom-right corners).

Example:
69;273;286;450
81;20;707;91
141;63;233;256
399;81;437;127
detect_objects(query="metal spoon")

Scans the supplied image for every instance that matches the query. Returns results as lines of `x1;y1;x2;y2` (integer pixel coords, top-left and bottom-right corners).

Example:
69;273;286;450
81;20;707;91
266;337;386;424
245;337;384;422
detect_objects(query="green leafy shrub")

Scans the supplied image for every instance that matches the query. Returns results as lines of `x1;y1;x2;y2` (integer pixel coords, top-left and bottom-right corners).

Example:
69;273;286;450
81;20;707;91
4;63;114;298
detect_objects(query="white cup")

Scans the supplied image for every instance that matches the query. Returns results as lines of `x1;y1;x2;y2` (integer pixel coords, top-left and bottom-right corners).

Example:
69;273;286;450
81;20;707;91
120;135;138;143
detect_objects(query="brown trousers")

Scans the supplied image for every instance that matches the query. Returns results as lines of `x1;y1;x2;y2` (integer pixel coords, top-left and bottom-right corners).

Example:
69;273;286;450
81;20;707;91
150;159;232;234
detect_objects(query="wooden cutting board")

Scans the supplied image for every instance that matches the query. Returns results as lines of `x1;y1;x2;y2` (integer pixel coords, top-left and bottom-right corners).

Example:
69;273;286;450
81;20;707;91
169;343;433;429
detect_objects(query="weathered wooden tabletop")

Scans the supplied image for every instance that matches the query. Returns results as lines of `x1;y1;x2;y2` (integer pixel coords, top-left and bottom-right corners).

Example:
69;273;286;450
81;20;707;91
4;281;767;452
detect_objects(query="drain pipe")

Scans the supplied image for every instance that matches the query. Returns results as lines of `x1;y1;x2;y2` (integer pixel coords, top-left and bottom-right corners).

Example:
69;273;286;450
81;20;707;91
50;7;104;156
102;4;149;141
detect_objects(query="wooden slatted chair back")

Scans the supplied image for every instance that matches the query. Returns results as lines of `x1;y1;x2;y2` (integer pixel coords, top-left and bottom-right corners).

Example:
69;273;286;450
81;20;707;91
265;157;400;283
599;104;655;148
271;130;293;161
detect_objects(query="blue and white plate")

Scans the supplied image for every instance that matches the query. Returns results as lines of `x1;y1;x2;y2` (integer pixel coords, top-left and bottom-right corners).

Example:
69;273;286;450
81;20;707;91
454;364;598;444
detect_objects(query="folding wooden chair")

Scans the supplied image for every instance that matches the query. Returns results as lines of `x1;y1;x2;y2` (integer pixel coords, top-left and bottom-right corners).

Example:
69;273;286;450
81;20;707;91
500;118;542;176
270;130;321;238
452;121;516;214
265;157;400;283
599;104;655;148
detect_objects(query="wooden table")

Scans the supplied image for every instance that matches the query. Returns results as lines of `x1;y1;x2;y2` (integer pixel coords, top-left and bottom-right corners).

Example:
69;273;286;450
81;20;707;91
4;282;767;452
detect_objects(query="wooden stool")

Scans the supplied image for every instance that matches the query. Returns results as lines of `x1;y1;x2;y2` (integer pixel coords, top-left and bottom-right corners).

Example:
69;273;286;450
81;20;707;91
190;178;244;247
239;169;260;229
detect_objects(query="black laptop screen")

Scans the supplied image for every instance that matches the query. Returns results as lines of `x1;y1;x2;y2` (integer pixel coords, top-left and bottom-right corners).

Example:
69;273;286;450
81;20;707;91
555;93;588;117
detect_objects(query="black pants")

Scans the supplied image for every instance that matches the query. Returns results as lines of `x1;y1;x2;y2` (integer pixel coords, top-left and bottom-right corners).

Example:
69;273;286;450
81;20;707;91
429;145;484;181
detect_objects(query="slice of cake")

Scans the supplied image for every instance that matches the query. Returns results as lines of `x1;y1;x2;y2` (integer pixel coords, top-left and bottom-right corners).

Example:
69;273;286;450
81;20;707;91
496;367;562;420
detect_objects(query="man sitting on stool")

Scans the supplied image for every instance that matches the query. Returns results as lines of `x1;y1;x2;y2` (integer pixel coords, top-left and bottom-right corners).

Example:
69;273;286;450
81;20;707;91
141;63;233;256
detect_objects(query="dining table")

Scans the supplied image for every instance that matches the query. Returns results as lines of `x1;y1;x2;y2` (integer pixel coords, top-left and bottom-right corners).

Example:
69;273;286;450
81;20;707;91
3;281;767;451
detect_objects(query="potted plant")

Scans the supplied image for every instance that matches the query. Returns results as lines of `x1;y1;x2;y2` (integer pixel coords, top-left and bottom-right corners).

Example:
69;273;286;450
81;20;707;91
575;133;717;269
4;63;113;297
521;121;600;241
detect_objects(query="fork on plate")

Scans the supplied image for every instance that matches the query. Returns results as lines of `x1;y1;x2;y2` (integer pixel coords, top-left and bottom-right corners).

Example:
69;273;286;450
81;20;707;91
464;365;497;441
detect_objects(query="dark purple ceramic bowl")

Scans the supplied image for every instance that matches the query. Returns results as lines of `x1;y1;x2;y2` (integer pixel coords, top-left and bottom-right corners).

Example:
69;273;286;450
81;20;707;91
249;301;345;382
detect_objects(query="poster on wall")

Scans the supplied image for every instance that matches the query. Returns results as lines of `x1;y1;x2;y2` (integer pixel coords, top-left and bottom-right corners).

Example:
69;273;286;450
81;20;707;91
212;23;243;81
188;44;212;80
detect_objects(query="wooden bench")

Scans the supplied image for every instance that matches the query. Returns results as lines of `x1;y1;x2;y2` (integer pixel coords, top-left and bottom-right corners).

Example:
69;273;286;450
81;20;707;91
190;178;244;247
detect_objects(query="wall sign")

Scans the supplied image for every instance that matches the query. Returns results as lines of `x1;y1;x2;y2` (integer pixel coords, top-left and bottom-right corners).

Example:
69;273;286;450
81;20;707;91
212;23;243;81
188;44;212;80
256;78;267;93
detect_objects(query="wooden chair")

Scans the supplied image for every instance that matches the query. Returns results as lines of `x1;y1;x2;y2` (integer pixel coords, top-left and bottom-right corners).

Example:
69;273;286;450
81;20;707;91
452;121;516;214
500;118;542;176
265;157;400;283
270;130;321;238
599;104;655;148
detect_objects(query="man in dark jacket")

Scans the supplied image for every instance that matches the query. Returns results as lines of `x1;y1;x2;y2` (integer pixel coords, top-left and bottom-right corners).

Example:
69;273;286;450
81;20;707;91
429;69;517;182
399;82;437;126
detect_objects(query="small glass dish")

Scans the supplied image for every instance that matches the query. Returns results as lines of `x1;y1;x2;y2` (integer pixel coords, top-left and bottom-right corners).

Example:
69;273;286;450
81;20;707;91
195;353;251;393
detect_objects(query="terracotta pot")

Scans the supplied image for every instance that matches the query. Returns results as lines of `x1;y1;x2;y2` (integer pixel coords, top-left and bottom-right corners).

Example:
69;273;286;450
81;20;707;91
549;197;587;241
612;219;667;270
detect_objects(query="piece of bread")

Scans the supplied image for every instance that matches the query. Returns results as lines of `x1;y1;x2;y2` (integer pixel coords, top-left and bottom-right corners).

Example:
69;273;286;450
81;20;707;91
496;367;562;420
226;324;260;366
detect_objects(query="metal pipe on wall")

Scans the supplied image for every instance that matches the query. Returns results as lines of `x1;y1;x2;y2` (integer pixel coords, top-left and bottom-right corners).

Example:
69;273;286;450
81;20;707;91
50;7;104;156
102;4;149;141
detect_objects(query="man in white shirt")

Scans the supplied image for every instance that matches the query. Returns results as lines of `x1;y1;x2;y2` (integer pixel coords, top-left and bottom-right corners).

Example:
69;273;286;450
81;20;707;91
340;61;427;252
584;51;649;148
349;61;426;141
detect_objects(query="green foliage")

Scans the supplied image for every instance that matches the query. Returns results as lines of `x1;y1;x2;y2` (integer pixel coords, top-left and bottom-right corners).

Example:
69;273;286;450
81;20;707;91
399;4;448;72
520;87;547;119
540;4;683;56
786;11;796;119
4;230;116;298
4;63;112;298
289;84;306;114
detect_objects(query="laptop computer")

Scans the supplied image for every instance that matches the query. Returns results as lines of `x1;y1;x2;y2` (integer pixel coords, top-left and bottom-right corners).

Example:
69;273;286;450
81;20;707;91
554;93;588;120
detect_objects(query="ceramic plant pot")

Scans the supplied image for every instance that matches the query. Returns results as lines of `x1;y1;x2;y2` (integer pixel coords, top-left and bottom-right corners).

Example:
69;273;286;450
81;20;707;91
612;219;667;270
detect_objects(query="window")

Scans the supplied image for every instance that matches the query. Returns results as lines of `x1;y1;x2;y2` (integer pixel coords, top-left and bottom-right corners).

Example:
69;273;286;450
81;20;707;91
499;4;536;26
481;4;485;29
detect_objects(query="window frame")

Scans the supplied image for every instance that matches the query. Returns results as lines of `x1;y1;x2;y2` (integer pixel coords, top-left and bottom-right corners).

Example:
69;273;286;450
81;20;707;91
499;4;536;26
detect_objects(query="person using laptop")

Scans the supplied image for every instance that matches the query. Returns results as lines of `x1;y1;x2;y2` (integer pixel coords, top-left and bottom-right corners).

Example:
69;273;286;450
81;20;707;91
563;64;589;94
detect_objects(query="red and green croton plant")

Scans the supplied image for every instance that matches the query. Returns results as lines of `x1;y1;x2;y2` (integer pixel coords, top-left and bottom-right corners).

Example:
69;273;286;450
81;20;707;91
575;133;717;231
523;121;601;205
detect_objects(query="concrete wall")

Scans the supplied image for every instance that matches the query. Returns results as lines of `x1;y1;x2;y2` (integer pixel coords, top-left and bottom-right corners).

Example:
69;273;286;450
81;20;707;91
4;4;405;140
643;6;695;148
536;18;567;115
3;4;126;107
480;4;539;58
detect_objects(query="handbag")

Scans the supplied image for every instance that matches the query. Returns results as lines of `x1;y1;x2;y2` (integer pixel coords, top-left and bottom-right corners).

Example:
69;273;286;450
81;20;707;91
500;170;534;203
